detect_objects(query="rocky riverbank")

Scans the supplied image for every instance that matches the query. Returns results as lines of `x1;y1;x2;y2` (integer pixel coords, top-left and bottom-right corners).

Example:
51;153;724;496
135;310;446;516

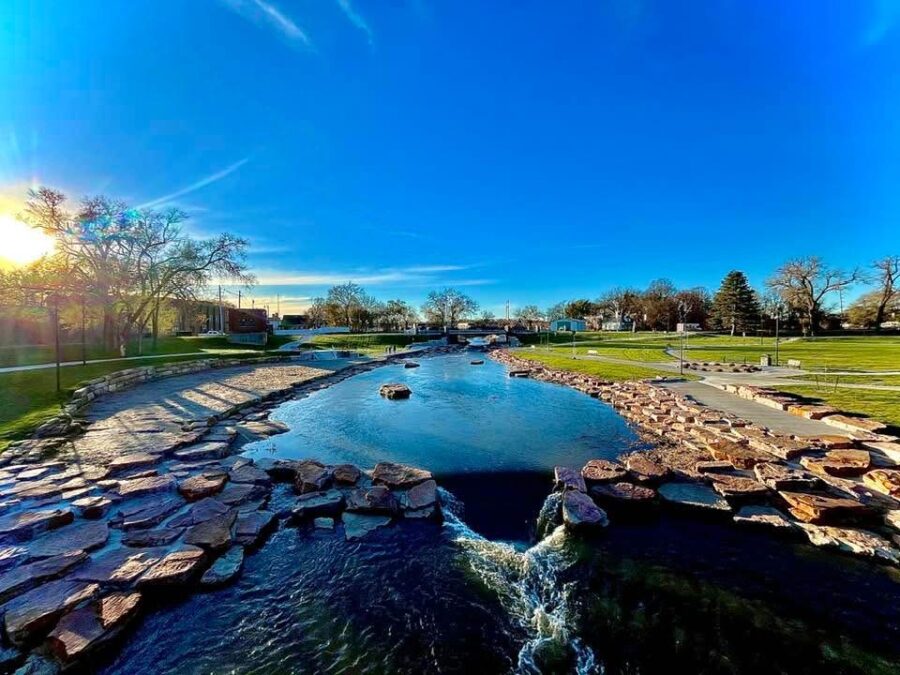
0;349;455;672
490;349;900;565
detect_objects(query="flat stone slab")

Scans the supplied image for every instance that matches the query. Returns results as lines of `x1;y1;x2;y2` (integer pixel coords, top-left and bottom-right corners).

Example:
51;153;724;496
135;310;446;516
779;491;868;524
0;508;73;543
294;461;333;494
28;521;109;560
178;473;227;501
72;496;112;520
292;490;345;519
823;415;887;434
72;547;166;585
173;443;230;462
47;592;141;663
401;479;437;511
113;497;184;530
122;527;183;547
216;483;266;507
234;510;275;547
137;546;206;586
797;524;900;564
553;466;586;492
3;580;100;646
581;459;628;483
332;464;361;485
658;483;731;511
562;490;609;529
863;469;900;498
229;465;271;486
346;486;398;514
624;454;671;483
184;513;236;551
169;497;230;527
343;513;392;540
372;462;432;489
200;546;244;586
314;517;335;529
115;475;176;499
708;474;769;499
733;506;795;530
107;453;162;475
753;462;819;491
0;551;88;604
800;450;871;477
590;482;656;503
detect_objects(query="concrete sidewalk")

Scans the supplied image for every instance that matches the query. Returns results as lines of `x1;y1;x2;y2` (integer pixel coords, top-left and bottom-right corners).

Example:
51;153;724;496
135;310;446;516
0;350;259;375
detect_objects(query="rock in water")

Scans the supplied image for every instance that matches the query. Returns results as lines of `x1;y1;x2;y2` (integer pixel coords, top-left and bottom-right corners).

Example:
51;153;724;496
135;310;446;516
314;517;335;529
372;462;432;489
346;486;398;514
624;454;671;483
561;490;608;530
292;490;345;519
401;479;437;510
184;513;236;551
797;524;900;564
46;592;141;662
590;482;656;503
733;505;795;530
658;483;731;511
234;510;276;547
379;383;412;399
137;546;206;586
581;459;627;484
294;461;333;494
201;547;244;586
178;472;227;501
28;521;108;559
3;580;100;646
404;362;420;369
554;466;586;493
343;513;392;540
333;464;361;485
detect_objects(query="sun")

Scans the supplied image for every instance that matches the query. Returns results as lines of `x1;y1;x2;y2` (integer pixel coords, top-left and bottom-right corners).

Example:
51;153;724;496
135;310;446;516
0;214;55;267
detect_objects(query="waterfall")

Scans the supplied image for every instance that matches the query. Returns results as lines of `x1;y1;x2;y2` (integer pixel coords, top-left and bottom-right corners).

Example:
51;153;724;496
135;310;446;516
439;489;599;674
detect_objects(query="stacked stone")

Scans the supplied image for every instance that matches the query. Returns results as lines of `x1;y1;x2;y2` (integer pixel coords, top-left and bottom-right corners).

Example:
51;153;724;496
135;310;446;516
683;362;761;373
490;349;900;565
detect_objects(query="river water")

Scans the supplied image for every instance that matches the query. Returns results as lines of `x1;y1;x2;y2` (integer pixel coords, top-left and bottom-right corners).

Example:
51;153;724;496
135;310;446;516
100;354;900;674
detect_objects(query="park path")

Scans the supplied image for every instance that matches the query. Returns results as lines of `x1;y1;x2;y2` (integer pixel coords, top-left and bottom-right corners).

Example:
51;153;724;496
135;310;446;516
0;349;260;374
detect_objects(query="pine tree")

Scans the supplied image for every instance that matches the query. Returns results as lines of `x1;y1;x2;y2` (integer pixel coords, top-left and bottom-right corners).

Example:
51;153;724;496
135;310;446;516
711;271;760;336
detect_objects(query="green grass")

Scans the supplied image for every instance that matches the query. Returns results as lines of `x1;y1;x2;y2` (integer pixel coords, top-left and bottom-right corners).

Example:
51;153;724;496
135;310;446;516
306;333;426;355
511;349;680;381
785;373;900;386
775;385;900;427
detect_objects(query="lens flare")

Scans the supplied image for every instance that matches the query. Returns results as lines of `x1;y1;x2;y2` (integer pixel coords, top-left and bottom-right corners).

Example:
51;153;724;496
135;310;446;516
0;214;55;266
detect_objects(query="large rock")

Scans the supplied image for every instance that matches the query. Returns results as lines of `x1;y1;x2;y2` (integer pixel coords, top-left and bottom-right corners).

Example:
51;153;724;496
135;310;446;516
553;466;586;493
372;462;432;489
624;454;671;483
168;497;229;527
3;580;99;646
561;490;608;530
658;483;730;511
294;461;333;494
28;522;108;560
779;491;868;524
753;462;819;490
46;592;141;662
137;546;206;586
733;505;795;530
200;546;244;586
0;551;88;604
0;508;73;543
107;453;162;476
346;486;398;514
797;524;900;564
590;482;656;503
115;474;176;499
800;450;871;477
178;472;227;501
708;474;769;499
122;527;183;547
862;469;900;498
400;479;437;511
234;510;275;547
71;547;165;585
184;512;236;551
229;465;271;486
379;383;411;399
292;490;345;519
333;464;362;485
581;459;628;483
342;513;392;540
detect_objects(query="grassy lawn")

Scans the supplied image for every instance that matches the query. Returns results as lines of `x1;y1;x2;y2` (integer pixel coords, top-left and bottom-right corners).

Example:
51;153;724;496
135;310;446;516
775;385;900;428
305;333;426;355
785;373;900;386
511;349;679;381
521;332;677;362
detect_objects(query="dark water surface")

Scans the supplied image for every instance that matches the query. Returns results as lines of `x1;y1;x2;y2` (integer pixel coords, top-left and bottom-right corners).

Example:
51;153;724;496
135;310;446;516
99;354;900;674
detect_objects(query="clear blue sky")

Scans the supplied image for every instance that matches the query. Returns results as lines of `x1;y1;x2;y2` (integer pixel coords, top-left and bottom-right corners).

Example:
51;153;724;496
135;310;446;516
1;0;898;315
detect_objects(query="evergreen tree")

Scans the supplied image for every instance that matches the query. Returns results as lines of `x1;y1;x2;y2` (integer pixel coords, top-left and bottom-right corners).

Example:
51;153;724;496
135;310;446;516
711;271;760;335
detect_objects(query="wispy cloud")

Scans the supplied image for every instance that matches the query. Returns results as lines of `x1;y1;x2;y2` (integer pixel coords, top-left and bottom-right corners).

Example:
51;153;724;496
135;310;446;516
863;0;900;46
138;158;249;209
335;0;374;45
252;264;477;287
220;0;312;47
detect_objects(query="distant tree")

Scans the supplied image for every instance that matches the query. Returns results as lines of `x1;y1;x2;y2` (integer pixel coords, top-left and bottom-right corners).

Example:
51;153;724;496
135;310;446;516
564;298;595;319
596;287;642;332
675;287;711;328
767;257;858;336
515;304;543;331
380;299;417;331
545;302;567;322
477;310;496;324
869;256;900;330
306;297;327;328
710;271;759;335
641;279;678;331
325;282;367;330
421;288;479;329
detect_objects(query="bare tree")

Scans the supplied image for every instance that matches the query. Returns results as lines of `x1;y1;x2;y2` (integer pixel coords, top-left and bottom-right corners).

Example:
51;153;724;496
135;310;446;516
870;256;900;330
421;288;478;329
767;256;858;336
515;304;543;331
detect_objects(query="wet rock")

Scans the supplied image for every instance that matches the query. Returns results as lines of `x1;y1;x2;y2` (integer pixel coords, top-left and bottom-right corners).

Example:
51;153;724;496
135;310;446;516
173;442;230;462
314;517;334;529
590;482;656;503
800;450;871;477
753;462;819;491
0;552;88;604
0;546;28;572
404;505;439;520
343;513;392;540
137;546;206;586
115;474;176;499
581;460;628;484
71;547;164;585
46;592;141;663
862;469;900;498
624;454;671;483
346;486;398;515
401;479;437;511
379;383;411;399
113;497;184;530
708;474;769;500
694;461;734;475
372;462;432;489
797;524;900;564
168;497;229;527
886;510;900;532
292;490;345;519
561;490;608;529
0;508;73;543
470;360;484;365
200;546;244;586
294;461;333;494
122;527;183;547
778;491;868;524
229;465;271;486
12;654;58;675
28;521;109;559
178;472;227;501
256;459;301;482
3;580;99;646
658;483;730;511
184;512;236;551
332;464;361;485
217;482;267;507
553;466;586;493
234;510;275;547
404;362;420;369
107;453;162;476
733;506;795;530
237;420;289;440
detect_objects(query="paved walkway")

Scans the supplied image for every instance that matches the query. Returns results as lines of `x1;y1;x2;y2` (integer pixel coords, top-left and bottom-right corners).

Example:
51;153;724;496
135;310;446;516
0;350;259;374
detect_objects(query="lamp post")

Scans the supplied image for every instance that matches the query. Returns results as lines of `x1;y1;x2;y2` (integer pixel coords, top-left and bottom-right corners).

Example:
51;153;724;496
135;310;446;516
774;305;781;366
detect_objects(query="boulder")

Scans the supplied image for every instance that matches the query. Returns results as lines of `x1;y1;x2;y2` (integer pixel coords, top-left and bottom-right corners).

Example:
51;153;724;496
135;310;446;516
553;466;586;492
797;524;900;564
658;483;730;511
379;383;411;399
46;592;141;663
561;490;608;530
184;512;236;551
372;462;432;489
115;475;176;499
332;464;362;485
234;510;276;547
122;528;183;547
400;479;437;511
178;473;227;501
862;469;900;498
200;546;244;586
589;482;656;503
137;546;206;586
294;461;333;494
3;580;100;646
0;551;88;604
342;513;392;540
778;491;868;524
346;486;398;515
0;508;73;543
581;460;627;484
292;490;345;519
733;506;795;530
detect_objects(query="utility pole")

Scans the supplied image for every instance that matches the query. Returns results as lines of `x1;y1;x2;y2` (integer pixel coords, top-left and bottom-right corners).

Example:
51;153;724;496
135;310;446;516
53;294;61;393
81;294;87;366
505;300;510;330
218;285;223;333
238;290;241;309
774;308;781;366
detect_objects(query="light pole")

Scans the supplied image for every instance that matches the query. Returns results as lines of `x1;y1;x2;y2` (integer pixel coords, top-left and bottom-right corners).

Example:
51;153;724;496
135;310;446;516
679;329;685;375
774;306;781;366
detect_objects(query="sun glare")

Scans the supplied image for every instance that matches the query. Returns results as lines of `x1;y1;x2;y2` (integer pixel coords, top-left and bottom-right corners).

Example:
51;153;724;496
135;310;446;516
0;214;55;266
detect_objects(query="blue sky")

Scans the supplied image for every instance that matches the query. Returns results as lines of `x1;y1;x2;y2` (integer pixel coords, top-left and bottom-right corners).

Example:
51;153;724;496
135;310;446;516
1;0;899;316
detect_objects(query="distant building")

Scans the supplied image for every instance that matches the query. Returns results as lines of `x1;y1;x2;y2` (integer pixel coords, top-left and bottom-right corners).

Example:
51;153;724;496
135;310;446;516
676;322;702;333
227;308;268;334
602;318;633;331
281;314;309;328
550;318;587;332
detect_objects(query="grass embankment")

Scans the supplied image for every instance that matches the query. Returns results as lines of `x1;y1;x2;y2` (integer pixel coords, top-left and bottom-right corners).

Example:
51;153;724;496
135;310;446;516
776;386;900;428
519;332;678;362
511;350;680;381
305;333;425;355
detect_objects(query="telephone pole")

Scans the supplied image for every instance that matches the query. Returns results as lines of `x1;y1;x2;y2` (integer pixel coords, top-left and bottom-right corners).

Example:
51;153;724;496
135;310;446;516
238;290;242;309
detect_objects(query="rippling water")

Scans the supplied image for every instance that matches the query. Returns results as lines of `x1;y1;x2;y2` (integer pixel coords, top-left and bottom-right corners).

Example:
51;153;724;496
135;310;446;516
100;354;900;674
